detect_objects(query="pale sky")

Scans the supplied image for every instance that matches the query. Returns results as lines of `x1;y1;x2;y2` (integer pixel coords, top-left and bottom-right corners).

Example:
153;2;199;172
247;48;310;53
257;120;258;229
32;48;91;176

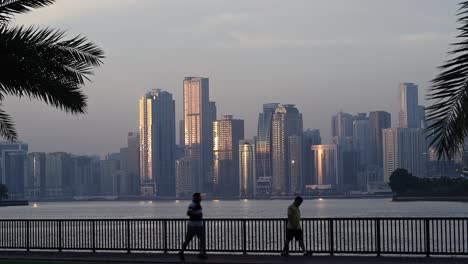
7;0;461;156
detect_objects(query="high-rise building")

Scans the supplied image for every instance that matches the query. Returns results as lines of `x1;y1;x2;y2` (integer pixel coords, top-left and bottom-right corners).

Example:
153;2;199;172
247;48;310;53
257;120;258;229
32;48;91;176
179;120;185;149
383;128;427;182
288;135;303;195
175;158;194;198
213;115;244;197
0;142;28;185
3;150;27;199
302;129;321;187
139;90;176;196
25;152;46;199
353;117;371;166
183;77;212;193
120;132;140;195
72;156;97;197
255;103;279;195
399;83;420;128
369;111;391;169
336;137;361;191
418;105;426;129
332;111;354;138
239;139;256;198
100;158;120;196
45;152;73;197
311;145;340;188
272;105;303;195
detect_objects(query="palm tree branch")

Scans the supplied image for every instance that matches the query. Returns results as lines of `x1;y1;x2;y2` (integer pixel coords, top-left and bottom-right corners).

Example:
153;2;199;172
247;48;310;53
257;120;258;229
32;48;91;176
0;25;104;114
0;0;54;23
0;104;17;141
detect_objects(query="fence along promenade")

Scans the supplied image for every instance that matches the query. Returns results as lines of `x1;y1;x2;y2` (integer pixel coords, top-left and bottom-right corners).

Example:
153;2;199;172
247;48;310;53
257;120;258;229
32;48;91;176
0;218;467;256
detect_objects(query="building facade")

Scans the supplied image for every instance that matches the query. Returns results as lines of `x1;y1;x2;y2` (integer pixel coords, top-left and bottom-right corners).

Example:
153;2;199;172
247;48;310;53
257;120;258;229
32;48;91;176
311;145;340;188
383;128;427;182
271;105;303;195
255;103;279;196
183;77;212;194
213;115;244;197
239;139;256;198
139;90;176;196
369;111;391;169
398;83;420;129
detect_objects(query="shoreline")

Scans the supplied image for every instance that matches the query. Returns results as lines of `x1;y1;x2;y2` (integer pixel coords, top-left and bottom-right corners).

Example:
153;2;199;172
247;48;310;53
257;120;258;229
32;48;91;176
393;196;468;202
26;195;394;203
0;200;29;207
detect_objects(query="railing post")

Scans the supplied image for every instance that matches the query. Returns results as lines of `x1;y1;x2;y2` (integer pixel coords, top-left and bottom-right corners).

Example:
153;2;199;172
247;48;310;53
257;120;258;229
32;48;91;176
376;219;381;257
92;220;96;253
26;220;30;252
242;219;247;255
126;220;131;254
58;220;62;252
328;219;334;256
425;219;430;257
163;220;168;254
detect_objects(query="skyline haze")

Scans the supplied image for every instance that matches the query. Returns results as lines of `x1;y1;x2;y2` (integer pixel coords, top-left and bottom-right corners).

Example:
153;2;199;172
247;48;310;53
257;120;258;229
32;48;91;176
6;0;460;156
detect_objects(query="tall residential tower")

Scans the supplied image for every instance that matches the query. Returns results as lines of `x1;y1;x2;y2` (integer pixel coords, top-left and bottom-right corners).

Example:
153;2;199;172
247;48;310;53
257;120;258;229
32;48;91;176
139;90;176;196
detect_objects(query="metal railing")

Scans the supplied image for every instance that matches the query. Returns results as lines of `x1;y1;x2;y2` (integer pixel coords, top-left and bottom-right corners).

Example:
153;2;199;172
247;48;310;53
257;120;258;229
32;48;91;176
0;218;467;256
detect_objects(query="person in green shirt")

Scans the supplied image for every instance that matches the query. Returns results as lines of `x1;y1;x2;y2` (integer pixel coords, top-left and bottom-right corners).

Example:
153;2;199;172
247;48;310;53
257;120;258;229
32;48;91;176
281;196;310;256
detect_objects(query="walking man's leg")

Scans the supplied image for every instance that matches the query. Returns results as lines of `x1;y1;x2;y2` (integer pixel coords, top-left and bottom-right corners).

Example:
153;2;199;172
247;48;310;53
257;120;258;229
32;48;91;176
281;230;292;256
179;227;195;257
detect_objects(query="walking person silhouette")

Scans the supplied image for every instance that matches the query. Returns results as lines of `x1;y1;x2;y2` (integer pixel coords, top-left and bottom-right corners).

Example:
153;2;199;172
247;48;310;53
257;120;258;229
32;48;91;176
179;193;207;260
281;196;311;256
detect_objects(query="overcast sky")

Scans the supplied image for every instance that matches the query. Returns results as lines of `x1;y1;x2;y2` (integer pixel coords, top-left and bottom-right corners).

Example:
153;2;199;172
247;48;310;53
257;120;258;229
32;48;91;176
7;0;461;156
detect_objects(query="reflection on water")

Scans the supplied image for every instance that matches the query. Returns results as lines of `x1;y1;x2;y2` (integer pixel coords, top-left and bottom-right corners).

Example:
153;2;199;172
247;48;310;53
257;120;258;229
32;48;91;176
0;199;467;219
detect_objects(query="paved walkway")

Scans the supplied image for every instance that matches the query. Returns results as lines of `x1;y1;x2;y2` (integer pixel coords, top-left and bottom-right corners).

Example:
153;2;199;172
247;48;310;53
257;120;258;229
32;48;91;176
0;251;467;264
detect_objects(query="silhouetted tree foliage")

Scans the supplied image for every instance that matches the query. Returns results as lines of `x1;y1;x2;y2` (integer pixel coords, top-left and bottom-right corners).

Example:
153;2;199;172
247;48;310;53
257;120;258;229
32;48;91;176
0;0;104;141
0;184;8;200
426;1;468;159
389;168;468;196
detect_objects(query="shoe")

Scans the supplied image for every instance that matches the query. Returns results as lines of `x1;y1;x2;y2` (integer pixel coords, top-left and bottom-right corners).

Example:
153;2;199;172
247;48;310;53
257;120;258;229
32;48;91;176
178;251;185;260
280;252;289;257
303;252;312;256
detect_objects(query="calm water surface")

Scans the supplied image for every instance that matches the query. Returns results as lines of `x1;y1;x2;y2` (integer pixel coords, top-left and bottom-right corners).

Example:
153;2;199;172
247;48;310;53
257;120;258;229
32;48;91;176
0;198;467;219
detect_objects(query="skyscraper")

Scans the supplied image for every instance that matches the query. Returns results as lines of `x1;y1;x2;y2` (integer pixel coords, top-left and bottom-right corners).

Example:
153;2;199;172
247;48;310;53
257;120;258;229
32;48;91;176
369;111;391;168
45;152;72;197
302;129;321;186
383;128;427;182
0;142;28;185
25;152;46;199
120;132;140;195
183;77;212;193
311;145;339;187
175;158;193;198
3;150;27;199
72;156;98;197
139;90;176;196
239;139;256;198
332;111;354;138
255;103;279;195
272;104;303;195
213;115;244;197
288;135;303;195
399;83;419;128
353;117;371;166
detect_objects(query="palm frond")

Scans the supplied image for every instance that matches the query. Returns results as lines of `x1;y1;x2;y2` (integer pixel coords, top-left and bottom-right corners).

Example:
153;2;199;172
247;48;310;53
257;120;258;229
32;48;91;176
0;25;104;125
0;0;54;23
0;105;17;142
426;1;468;159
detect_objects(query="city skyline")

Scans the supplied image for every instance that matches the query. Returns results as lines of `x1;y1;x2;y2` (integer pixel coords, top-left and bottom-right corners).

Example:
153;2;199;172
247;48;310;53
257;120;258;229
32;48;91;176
6;0;459;156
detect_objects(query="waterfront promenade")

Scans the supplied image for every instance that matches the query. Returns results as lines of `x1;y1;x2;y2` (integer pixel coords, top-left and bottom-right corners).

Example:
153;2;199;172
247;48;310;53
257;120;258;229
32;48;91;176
0;251;467;264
